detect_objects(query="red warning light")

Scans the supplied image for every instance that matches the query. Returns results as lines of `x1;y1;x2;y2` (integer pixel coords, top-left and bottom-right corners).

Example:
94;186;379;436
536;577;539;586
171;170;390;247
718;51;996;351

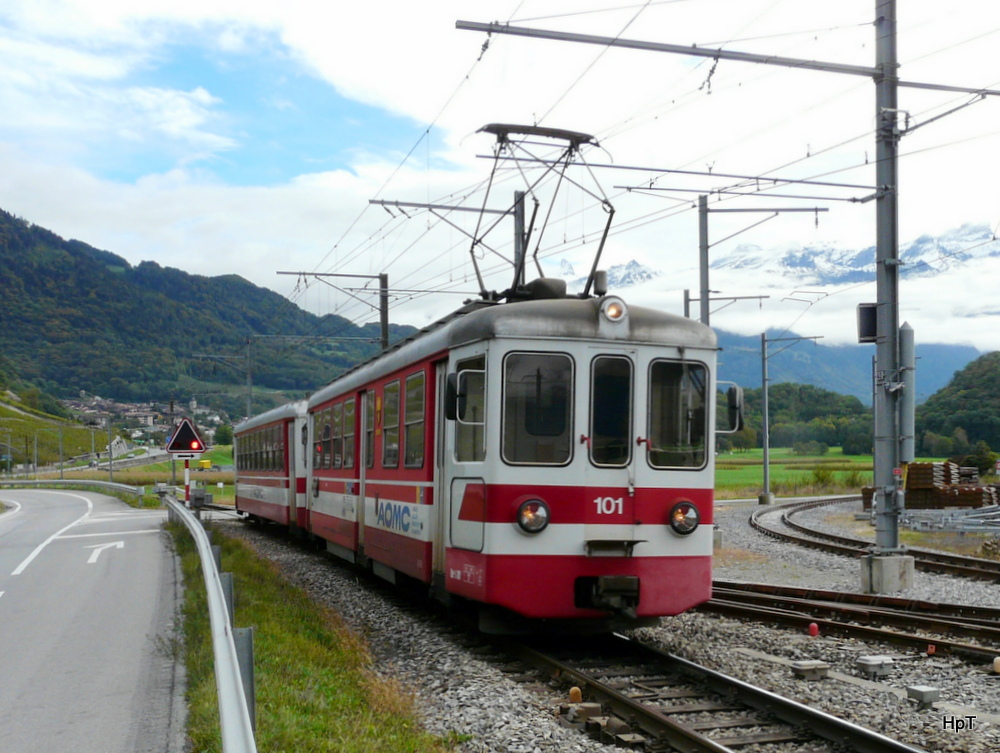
166;418;205;455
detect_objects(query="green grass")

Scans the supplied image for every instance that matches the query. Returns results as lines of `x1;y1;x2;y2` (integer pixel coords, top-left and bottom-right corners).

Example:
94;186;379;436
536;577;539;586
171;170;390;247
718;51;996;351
714;448;977;499
172;524;453;753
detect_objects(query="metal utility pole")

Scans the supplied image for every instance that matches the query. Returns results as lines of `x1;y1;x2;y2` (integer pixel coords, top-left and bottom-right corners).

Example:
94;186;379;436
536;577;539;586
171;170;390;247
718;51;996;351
699;200;828;326
693;200;823;325
760;333;822;505
872;3;902;557
459;1;1000;593
277;272;391;350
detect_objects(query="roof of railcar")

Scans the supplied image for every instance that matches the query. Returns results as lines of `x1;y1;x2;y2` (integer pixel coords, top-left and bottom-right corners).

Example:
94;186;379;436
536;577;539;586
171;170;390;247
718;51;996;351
308;295;715;410
234;399;306;434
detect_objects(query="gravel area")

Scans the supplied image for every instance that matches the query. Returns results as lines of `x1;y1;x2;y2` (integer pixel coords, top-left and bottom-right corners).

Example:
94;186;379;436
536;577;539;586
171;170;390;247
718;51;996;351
218;500;1000;753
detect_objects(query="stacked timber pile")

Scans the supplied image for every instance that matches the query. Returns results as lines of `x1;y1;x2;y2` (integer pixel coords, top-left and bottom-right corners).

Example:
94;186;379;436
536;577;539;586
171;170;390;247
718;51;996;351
935;483;998;508
906;462;994;509
959;466;981;484
861;462;994;510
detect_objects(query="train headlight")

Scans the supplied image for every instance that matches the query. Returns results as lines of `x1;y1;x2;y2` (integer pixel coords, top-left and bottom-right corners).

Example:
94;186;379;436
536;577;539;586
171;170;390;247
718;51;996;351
516;499;550;533
600;297;627;323
669;501;700;535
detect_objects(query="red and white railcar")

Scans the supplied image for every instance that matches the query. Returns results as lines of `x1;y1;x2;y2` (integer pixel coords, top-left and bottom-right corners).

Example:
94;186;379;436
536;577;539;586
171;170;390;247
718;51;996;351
234;400;309;530
285;286;734;631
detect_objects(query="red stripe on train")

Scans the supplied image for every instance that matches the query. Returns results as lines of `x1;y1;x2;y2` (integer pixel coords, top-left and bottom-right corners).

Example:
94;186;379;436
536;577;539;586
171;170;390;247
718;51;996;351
444;549;711;618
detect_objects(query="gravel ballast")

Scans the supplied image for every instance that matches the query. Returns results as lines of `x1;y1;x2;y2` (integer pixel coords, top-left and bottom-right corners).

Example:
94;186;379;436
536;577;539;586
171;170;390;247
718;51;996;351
220;498;1000;753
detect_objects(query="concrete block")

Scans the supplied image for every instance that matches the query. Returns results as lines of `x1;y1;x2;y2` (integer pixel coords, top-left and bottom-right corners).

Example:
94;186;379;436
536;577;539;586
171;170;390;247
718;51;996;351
791;660;830;681
907;685;940;709
857;655;894;677
861;554;915;594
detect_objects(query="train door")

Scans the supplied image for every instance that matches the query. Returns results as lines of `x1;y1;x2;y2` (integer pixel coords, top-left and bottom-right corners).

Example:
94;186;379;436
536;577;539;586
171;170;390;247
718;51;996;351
583;350;641;550
445;354;487;552
357;390;372;552
432;362;448;578
286;419;299;530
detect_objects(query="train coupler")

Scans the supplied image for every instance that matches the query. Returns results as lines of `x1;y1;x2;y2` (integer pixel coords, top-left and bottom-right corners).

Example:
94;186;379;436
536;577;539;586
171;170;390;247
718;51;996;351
576;575;640;618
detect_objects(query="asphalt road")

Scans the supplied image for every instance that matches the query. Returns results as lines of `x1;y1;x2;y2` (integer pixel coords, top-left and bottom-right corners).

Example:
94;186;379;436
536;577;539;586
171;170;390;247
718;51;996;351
0;489;185;753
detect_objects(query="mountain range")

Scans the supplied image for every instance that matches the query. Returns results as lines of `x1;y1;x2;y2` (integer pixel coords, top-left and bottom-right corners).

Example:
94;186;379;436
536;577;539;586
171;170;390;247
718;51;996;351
0;207;984;411
709;222;999;285
555;233;989;403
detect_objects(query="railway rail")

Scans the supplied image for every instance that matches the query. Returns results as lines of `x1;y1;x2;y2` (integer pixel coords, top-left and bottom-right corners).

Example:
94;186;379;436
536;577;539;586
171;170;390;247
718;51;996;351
497;632;928;753
749;497;1000;581
703;581;1000;664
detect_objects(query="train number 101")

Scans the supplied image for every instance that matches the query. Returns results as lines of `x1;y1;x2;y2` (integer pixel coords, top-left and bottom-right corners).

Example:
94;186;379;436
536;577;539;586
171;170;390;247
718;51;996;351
593;496;624;515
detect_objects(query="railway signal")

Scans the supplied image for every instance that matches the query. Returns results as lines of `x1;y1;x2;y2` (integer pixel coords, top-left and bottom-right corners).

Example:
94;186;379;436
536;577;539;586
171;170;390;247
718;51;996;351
166;418;205;504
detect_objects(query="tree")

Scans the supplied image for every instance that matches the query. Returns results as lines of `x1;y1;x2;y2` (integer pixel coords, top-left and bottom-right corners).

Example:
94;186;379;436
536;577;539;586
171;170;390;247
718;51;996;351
730;425;757;453
214;424;233;445
963;441;997;475
842;430;873;455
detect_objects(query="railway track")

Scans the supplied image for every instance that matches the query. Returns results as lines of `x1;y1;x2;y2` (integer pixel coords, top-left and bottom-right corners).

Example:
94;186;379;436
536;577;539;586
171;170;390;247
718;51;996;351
703;581;1000;664
497;632;928;753
749;497;1000;581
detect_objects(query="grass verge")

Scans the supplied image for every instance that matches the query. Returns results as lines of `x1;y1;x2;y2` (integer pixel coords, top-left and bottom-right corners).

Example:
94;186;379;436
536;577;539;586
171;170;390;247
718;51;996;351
171;523;453;753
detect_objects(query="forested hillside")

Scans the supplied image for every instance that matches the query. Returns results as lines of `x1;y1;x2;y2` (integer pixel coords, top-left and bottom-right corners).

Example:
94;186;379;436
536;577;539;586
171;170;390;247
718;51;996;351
0;208;413;411
737;383;872;454
916;351;1000;452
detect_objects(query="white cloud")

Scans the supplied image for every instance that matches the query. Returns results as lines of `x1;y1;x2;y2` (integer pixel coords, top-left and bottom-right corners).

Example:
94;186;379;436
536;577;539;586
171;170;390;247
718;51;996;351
2;0;1000;352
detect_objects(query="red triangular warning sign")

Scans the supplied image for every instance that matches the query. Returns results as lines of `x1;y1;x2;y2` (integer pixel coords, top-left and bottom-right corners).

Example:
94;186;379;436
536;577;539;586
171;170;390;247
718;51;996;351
166;417;205;454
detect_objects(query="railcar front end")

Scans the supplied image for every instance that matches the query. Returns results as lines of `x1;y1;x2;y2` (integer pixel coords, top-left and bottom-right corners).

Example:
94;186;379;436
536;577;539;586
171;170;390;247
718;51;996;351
440;296;723;630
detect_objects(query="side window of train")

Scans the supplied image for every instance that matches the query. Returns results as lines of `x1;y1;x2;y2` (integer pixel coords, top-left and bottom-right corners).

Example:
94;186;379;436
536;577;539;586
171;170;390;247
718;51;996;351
404;372;425;468
590;356;633;467
332;403;343;469
321;409;333;470
343;398;356;469
647;360;708;469
312;412;323;469
365;394;375;469
454;356;486;463
383;381;400;467
503;352;573;465
300;424;308;468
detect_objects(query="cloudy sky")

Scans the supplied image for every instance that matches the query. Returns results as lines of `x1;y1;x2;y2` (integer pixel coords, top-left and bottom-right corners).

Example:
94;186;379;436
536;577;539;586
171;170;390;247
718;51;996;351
2;1;1000;351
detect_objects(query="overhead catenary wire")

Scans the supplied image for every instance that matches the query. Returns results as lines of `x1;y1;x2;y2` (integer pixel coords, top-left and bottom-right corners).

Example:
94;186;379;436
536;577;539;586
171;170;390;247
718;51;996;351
302;3;1000;340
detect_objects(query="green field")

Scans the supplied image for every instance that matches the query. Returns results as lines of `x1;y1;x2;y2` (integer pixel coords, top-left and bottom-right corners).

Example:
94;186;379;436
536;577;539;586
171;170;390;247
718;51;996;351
713;448;968;499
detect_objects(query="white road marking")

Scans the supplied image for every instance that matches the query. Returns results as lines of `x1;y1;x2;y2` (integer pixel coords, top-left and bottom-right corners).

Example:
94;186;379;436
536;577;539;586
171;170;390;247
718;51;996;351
85;541;124;564
59;529;160;539
11;494;93;575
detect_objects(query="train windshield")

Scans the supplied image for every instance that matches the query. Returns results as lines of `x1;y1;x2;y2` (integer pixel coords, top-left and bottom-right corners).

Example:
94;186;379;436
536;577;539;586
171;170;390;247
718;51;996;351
502;352;573;465
647;360;708;469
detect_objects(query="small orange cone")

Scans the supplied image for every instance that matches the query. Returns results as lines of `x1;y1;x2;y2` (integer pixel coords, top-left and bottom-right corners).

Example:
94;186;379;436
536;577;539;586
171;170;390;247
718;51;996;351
569;687;583;703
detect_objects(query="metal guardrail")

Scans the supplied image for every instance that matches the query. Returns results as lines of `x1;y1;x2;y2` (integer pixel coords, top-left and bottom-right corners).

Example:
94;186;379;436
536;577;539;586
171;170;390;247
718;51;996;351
0;479;144;504
165;496;257;753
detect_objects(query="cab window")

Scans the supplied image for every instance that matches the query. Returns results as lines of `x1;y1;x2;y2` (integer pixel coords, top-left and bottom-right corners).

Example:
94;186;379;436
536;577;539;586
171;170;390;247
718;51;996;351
502;352;572;465
647;360;708;469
